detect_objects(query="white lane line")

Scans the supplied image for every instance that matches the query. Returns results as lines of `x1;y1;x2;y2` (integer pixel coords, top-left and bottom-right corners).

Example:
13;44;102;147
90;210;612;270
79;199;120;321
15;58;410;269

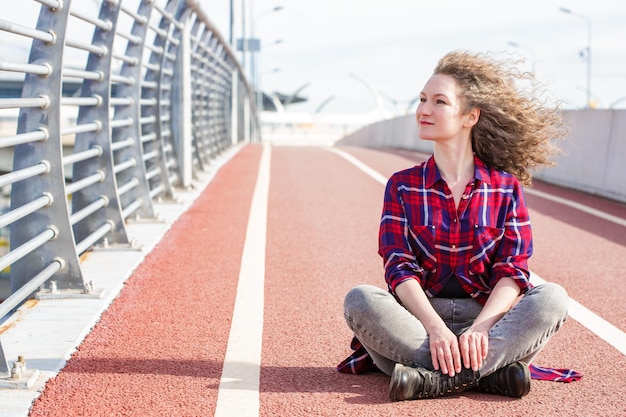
215;143;271;417
524;188;626;228
325;147;387;186
531;273;626;356
328;146;626;357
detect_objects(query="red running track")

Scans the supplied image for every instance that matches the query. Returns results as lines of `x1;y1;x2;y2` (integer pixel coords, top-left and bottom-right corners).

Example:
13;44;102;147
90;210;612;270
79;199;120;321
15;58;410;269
29;144;626;416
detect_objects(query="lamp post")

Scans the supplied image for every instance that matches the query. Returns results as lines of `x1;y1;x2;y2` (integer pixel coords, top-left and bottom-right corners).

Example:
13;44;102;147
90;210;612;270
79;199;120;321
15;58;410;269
349;73;388;120
507;41;536;73
250;6;283;113
559;7;592;108
241;0;247;75
315;96;335;113
229;0;234;46
263;67;280;76
284;82;310;108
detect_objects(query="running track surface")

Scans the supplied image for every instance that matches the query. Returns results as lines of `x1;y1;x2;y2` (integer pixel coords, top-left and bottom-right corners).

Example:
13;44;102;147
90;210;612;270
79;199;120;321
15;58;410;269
27;144;626;416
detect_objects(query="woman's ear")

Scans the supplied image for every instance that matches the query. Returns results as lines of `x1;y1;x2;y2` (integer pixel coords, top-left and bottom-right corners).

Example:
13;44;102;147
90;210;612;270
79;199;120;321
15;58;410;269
465;108;480;127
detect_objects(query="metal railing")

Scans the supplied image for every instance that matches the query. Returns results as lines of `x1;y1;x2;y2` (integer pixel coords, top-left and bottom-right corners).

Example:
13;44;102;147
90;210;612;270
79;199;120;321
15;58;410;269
0;0;256;372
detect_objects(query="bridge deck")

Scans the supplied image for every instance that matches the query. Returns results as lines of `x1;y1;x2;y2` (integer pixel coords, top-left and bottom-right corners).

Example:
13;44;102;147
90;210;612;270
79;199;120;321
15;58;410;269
4;143;626;416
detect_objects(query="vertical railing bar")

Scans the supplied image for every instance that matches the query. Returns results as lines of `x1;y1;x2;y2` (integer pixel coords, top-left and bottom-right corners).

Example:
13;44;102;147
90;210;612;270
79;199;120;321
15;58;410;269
71;0;130;248
111;0;158;220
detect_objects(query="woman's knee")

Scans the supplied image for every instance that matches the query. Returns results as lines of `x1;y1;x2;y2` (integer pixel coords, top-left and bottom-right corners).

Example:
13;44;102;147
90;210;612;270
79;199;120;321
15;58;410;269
528;282;569;323
344;284;382;315
540;282;568;305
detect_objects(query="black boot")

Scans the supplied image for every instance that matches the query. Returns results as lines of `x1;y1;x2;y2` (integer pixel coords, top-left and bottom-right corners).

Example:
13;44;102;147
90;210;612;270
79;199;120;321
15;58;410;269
477;361;531;398
389;363;479;401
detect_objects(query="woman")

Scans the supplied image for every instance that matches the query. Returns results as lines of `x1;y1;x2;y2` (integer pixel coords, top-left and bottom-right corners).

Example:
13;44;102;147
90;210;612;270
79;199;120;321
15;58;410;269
342;50;570;401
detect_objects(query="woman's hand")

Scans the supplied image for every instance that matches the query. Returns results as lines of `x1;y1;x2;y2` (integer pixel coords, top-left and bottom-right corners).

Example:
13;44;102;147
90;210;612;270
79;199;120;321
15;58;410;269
395;280;465;376
460;277;521;371
429;324;463;376
459;324;489;371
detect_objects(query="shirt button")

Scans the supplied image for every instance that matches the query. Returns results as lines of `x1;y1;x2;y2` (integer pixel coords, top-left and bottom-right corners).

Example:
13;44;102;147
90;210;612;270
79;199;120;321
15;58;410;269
453;218;457;223
452;244;456;249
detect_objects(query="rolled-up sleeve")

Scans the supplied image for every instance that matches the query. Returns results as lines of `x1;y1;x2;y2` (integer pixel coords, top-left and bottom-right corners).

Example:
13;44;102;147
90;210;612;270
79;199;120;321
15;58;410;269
378;176;424;294
490;181;532;294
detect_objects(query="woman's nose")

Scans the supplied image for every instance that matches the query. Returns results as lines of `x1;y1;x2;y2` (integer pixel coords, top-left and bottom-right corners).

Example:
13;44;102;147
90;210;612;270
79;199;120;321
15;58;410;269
417;102;429;116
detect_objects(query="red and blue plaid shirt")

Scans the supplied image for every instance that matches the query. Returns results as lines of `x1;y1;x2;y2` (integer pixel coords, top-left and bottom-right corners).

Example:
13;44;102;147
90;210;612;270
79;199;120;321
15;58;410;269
380;154;532;304
338;154;581;383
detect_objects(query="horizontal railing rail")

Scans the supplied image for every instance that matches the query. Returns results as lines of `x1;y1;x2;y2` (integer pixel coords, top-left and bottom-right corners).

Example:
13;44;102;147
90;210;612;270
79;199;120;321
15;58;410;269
0;0;257;381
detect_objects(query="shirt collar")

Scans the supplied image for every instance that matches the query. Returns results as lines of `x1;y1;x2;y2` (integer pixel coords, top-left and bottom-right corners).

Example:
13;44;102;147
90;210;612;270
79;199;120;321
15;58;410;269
473;155;492;186
423;154;492;188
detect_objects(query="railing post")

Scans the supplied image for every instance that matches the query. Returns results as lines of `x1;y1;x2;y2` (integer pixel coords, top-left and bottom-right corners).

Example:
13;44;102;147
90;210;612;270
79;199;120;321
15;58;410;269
231;69;239;146
72;0;130;248
172;7;193;187
244;94;251;144
139;0;186;200
10;0;84;292
187;21;209;171
112;0;158;220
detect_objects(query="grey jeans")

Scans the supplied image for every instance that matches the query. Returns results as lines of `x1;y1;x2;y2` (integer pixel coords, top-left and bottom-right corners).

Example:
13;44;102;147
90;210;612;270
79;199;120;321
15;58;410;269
343;282;569;377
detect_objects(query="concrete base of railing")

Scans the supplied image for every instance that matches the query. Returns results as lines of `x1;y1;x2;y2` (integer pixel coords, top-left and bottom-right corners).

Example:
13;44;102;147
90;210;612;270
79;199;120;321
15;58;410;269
0;369;39;390
0;349;39;389
35;286;105;300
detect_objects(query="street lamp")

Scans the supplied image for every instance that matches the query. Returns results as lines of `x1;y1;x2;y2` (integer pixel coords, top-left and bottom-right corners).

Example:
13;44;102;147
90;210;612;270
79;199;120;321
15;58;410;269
263;67;280;76
255;6;284;22
284;83;310;108
229;0;234;46
559;7;592;108
349;73;388;119
250;6;284;112
315;96;335;113
507;41;536;73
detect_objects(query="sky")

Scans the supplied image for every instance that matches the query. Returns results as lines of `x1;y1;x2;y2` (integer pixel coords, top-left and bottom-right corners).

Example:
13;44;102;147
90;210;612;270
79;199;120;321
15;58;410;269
1;1;625;115
202;0;626;114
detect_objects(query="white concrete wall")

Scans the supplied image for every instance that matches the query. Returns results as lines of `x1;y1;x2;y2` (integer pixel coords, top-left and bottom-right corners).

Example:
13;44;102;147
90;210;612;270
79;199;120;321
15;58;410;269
337;114;433;154
534;110;626;203
337;110;626;203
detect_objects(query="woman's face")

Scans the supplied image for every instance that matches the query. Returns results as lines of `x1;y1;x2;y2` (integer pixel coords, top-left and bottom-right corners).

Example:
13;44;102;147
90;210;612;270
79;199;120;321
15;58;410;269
416;74;474;143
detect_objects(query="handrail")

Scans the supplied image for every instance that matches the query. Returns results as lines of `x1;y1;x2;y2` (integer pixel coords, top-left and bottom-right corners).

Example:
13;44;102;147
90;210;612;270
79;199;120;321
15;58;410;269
0;0;258;373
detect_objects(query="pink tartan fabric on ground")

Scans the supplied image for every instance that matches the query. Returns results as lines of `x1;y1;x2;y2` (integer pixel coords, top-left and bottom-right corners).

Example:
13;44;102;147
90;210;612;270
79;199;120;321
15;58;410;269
337;337;582;382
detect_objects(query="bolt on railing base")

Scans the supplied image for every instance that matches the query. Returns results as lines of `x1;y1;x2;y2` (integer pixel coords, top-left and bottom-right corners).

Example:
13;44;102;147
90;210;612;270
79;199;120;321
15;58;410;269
35;280;105;300
35;288;105;300
91;238;143;252
0;355;40;390
154;196;184;205
127;214;168;224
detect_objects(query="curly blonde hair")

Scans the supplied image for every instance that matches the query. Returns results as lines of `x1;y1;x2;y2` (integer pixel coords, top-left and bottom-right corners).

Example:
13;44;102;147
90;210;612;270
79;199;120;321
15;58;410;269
434;50;567;186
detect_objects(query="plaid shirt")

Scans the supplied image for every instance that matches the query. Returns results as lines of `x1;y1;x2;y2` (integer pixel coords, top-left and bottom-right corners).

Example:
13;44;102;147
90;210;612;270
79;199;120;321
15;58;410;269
380;155;532;304
338;155;582;383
